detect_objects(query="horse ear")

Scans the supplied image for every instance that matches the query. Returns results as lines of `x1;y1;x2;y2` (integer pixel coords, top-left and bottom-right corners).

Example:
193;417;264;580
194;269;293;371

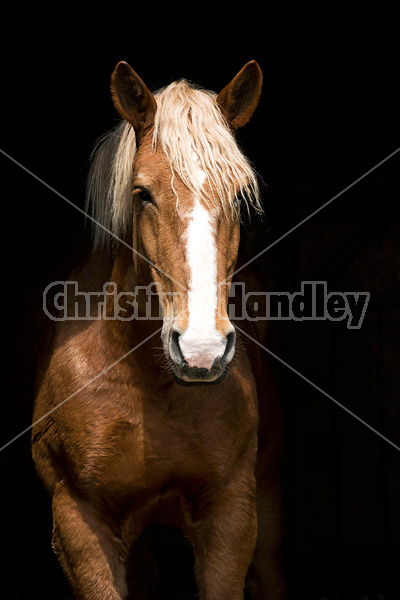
217;60;263;130
111;61;157;136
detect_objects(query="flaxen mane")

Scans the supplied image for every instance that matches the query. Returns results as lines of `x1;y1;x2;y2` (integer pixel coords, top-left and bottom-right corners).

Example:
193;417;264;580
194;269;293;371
86;79;262;248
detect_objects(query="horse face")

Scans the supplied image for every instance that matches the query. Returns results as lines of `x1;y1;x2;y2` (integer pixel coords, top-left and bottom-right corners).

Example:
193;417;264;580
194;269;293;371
133;138;240;384
110;60;262;384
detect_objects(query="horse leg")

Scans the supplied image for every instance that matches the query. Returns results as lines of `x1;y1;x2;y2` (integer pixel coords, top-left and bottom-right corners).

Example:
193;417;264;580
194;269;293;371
51;482;128;600
190;472;258;600
245;474;287;599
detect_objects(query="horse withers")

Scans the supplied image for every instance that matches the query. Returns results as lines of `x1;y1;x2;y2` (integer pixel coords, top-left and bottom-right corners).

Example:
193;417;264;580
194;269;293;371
32;60;285;599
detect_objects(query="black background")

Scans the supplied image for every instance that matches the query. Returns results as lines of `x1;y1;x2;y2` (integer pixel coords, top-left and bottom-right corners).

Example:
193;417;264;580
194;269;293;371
1;16;399;600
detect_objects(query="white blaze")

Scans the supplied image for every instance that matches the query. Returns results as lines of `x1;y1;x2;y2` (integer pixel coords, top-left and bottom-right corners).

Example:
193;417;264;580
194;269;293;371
178;164;225;369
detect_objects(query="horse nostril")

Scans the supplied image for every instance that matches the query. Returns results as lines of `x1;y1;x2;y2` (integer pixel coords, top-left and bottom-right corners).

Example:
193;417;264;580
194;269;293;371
170;330;186;365
222;330;236;364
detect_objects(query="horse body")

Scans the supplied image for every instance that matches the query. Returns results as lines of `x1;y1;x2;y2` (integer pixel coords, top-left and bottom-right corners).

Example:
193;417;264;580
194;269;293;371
32;61;286;599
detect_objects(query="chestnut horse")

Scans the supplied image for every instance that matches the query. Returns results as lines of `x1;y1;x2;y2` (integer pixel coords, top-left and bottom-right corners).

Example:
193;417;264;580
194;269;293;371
32;60;285;599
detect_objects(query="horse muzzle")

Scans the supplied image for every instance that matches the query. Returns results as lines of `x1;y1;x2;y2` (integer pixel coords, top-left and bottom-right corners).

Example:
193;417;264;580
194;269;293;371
168;329;236;385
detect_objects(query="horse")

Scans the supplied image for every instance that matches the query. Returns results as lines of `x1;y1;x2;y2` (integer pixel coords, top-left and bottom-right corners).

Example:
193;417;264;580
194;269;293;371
32;60;286;599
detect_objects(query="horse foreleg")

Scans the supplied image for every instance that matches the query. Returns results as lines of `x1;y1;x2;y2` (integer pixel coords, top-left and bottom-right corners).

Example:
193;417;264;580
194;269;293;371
51;483;128;600
191;472;258;600
246;473;287;600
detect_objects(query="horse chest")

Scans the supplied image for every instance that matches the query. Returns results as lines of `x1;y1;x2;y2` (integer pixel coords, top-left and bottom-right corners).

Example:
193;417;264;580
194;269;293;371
79;395;242;499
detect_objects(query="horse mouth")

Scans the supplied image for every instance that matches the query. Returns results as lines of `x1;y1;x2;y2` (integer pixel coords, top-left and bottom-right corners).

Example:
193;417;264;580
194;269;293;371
169;358;228;386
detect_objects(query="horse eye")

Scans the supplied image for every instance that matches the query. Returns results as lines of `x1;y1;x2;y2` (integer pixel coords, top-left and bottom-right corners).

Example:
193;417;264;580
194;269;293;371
233;193;243;208
134;188;154;205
